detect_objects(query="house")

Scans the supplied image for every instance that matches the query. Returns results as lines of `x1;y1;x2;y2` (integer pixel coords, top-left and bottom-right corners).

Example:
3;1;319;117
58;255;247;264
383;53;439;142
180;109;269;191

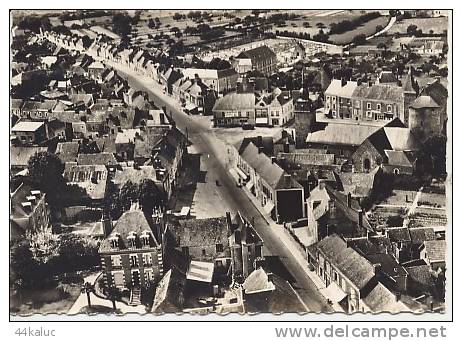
307;234;377;313
266;88;295;126
63;164;108;205
10;184;50;238
20;100;57;120
351;126;421;174
98;206;164;290
55;142;80;163
237;46;277;76
159;67;182;94
77;152;118;168
237;141;305;223
181;68;239;94
409;79;448;138
232;58;252;75
241;267;308;313
407;38;445;56
151;268;186;313
421;240;446;271
360;282;411;313
228;212;264;280
212;92;256;127
299;180;333;246
115;128;140;161
324;73;417;126
11;121;48;145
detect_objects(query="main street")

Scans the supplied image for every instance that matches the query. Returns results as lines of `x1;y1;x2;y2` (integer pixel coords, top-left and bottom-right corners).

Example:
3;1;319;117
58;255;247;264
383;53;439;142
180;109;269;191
43;37;333;312
113;66;333;313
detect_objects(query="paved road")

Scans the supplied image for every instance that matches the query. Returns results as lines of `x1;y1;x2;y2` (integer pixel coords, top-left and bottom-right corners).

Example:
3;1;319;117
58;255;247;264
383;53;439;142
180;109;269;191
118;70;333;313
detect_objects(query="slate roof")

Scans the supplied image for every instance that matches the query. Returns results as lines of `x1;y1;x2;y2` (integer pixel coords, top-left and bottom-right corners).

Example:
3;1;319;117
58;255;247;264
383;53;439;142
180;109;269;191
237;45;276;62
77;152;118;166
405;264;434;287
213;92;255;111
362;282;411;313
368;127;421;152
307;123;382;146
55;142;79;163
236;136;274;156
325;79;358;98
243;267;275;294
386;227;411;243
410;95;440;109
151;269;186;313
309;234;376;290
169;217;229;248
423;240;446;263
99;209;159;253
409;227;436;245
112;166;159;187
352;83;404;103
63;164;108;200
134;131;166;160
240;142;300;190
384;150;413;167
10;183;44;221
338;167;378;197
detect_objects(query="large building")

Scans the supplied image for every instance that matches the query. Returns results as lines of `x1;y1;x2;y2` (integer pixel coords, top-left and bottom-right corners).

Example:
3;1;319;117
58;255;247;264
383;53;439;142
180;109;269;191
236;46;277;76
323;71;418;126
98;207;164;290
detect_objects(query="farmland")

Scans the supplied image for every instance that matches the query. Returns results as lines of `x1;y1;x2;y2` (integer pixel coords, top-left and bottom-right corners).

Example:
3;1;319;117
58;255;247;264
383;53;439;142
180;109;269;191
387;17;448;35
271;10;390;45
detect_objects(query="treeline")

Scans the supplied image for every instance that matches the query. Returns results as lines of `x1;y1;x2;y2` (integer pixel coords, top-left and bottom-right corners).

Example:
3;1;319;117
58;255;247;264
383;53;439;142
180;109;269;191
275;30;311;40
329;11;381;35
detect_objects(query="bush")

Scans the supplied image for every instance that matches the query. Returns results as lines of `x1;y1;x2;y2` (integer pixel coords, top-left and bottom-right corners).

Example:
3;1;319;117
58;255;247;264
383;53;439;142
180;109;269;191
386;215;404;227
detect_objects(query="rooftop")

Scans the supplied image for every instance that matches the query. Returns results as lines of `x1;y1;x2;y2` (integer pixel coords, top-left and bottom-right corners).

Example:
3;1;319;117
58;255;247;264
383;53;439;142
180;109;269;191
12;121;44;132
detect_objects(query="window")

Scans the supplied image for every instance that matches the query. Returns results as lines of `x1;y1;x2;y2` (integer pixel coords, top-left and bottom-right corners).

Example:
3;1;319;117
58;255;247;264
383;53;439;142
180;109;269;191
202;249;206;256
367;102;371;110
333;271;339;284
111;255;121;268
216;244;224;253
387;104;393;112
394;168;400;175
377;103;381;110
143;253;152;266
130;254;138;267
326;96;330;101
182;246;189;256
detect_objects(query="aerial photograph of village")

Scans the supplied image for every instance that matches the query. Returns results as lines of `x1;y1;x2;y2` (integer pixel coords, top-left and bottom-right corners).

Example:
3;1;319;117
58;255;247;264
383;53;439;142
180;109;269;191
9;9;450;316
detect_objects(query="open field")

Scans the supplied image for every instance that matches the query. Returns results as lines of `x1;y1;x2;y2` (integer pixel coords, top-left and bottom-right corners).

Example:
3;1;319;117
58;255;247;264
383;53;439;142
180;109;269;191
271;11;389;45
387;17;448;35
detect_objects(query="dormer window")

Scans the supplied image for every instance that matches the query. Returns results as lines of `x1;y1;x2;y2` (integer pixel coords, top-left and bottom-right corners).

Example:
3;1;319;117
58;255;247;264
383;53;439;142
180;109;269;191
109;233;120;249
367;102;372;110
140;231;150;247
127;232;137;249
387;104;393;112
377;103;381;110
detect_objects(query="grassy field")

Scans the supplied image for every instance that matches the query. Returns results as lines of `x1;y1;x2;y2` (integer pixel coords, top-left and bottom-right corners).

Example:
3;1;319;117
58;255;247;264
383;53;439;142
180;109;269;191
270;11;389;45
387;17;448;35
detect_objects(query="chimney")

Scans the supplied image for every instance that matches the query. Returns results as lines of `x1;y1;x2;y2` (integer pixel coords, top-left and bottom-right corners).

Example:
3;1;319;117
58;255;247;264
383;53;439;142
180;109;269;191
318;179;325;190
341;77;347;87
267;272;274;283
358;210;363;228
258;146;264;154
357;79;362;86
226;211;232;230
347;193;352;208
270;156;276;164
368;81;372;87
257;135;263;147
101;212;113;237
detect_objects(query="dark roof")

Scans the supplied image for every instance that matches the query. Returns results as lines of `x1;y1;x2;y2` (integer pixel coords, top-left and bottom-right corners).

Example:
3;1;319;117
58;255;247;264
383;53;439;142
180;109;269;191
237;45;276;62
99;209;159;253
77;152;118;166
151;269;186;314
168;217;229;248
366;253;408;277
405;265;434;287
310;234;376;289
386;227;411;243
349;236;391;256
236;136;273;156
409;227;436;245
419;80;448;106
55;142;79;163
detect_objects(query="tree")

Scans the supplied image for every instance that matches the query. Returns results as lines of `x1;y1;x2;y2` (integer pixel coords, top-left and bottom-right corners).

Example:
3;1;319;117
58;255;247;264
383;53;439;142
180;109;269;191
10;240;38;289
422;134;447;178
138;179;165;214
112;13;132;37
118;180;139;210
407;24;418;36
352;34;367;45
28;151;65;201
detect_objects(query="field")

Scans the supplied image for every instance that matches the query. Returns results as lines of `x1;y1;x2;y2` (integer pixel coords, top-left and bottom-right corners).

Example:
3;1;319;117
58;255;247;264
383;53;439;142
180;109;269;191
270;10;389;45
387;17;448;35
